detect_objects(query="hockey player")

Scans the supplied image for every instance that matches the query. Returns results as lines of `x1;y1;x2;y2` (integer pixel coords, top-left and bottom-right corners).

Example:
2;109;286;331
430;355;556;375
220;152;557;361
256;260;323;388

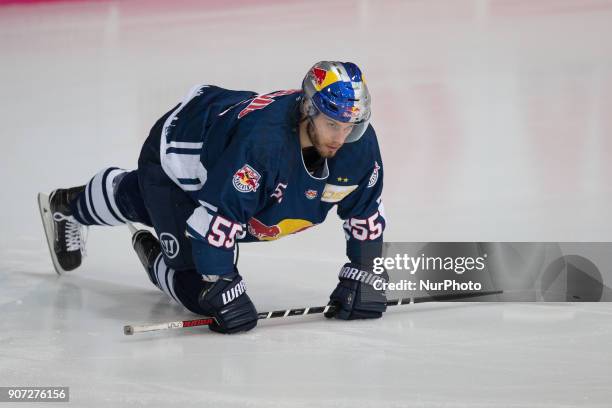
38;61;387;333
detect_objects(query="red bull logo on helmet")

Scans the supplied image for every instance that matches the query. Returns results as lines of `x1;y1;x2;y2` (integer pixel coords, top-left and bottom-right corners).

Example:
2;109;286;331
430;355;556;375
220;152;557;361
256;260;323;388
311;65;340;92
232;164;261;193
247;217;314;241
341;105;361;120
312;67;327;87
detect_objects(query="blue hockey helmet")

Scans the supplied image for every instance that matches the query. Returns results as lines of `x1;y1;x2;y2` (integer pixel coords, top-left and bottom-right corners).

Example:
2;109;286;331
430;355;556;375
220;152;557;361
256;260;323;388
302;61;371;143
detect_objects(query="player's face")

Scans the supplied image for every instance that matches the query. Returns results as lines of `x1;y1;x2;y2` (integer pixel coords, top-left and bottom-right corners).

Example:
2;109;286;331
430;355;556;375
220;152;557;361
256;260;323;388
308;114;354;158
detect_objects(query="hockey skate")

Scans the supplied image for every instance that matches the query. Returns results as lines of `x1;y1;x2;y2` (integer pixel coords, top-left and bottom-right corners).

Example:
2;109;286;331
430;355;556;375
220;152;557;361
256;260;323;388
38;186;87;275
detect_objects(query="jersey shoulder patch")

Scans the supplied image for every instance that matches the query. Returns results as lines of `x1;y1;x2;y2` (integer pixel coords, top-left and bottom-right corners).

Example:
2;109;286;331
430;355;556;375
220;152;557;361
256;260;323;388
232;164;261;193
367;161;381;188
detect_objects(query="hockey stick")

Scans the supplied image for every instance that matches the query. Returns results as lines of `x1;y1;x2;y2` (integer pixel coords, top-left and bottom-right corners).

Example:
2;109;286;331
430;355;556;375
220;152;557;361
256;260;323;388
123;289;503;335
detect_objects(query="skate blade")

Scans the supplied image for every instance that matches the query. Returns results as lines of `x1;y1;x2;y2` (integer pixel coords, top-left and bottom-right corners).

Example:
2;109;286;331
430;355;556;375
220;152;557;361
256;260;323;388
37;192;66;275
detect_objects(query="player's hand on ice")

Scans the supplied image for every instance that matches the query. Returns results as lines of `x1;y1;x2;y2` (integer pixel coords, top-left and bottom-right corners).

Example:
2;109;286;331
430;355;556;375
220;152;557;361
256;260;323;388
198;271;258;334
325;263;388;320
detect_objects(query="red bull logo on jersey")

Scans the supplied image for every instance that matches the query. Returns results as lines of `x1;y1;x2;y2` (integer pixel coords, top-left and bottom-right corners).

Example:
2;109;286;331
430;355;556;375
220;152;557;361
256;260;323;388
233;164;261;193
247;217;314;241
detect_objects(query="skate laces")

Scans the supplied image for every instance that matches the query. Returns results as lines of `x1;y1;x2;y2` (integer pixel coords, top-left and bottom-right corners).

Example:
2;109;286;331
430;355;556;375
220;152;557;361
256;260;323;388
52;213;88;255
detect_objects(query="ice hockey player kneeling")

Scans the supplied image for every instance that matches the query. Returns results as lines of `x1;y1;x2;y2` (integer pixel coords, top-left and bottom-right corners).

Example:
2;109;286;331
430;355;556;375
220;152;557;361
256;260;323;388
38;61;386;334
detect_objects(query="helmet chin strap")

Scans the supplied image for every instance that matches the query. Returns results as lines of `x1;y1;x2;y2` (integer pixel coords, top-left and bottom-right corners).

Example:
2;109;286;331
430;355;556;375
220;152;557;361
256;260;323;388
299;101;320;150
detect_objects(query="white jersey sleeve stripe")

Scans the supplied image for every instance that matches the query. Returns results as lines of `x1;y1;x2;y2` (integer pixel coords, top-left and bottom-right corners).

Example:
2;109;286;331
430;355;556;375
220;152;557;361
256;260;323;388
160;84;209;193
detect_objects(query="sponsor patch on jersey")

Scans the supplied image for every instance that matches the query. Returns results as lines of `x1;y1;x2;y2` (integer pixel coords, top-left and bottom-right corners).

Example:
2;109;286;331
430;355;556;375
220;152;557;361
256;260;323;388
232;164;261;193
305;189;318;200
367;161;381;188
159;232;180;259
321;184;358;203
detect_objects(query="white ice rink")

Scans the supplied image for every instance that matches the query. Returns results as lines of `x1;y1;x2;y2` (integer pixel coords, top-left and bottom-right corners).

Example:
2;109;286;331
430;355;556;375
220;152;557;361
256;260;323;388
1;0;612;406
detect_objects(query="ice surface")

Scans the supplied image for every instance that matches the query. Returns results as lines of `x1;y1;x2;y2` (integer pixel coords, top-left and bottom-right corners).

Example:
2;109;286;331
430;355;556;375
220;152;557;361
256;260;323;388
1;0;612;406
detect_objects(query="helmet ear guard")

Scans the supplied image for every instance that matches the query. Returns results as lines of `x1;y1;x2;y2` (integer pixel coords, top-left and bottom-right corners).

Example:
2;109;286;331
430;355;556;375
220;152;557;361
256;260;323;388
301;96;319;118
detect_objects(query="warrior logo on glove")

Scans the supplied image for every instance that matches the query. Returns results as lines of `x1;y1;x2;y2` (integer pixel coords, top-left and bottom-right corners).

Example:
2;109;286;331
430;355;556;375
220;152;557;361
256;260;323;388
221;280;247;305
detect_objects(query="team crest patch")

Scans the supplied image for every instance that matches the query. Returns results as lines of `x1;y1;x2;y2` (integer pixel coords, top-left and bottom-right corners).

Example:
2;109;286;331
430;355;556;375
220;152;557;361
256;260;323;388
233;164;261;193
305;189;318;200
367;161;380;188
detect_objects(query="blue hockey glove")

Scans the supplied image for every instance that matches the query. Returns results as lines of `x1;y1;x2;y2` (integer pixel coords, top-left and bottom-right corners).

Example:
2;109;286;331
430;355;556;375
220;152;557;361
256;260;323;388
325;263;388;320
198;271;258;334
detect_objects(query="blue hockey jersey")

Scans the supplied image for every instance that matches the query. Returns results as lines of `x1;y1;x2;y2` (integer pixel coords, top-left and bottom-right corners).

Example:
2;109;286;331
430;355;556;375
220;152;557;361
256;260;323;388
159;84;386;276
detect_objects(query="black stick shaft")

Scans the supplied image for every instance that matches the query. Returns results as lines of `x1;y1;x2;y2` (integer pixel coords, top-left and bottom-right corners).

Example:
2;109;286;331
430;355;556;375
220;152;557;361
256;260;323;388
258;289;502;319
124;290;502;335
